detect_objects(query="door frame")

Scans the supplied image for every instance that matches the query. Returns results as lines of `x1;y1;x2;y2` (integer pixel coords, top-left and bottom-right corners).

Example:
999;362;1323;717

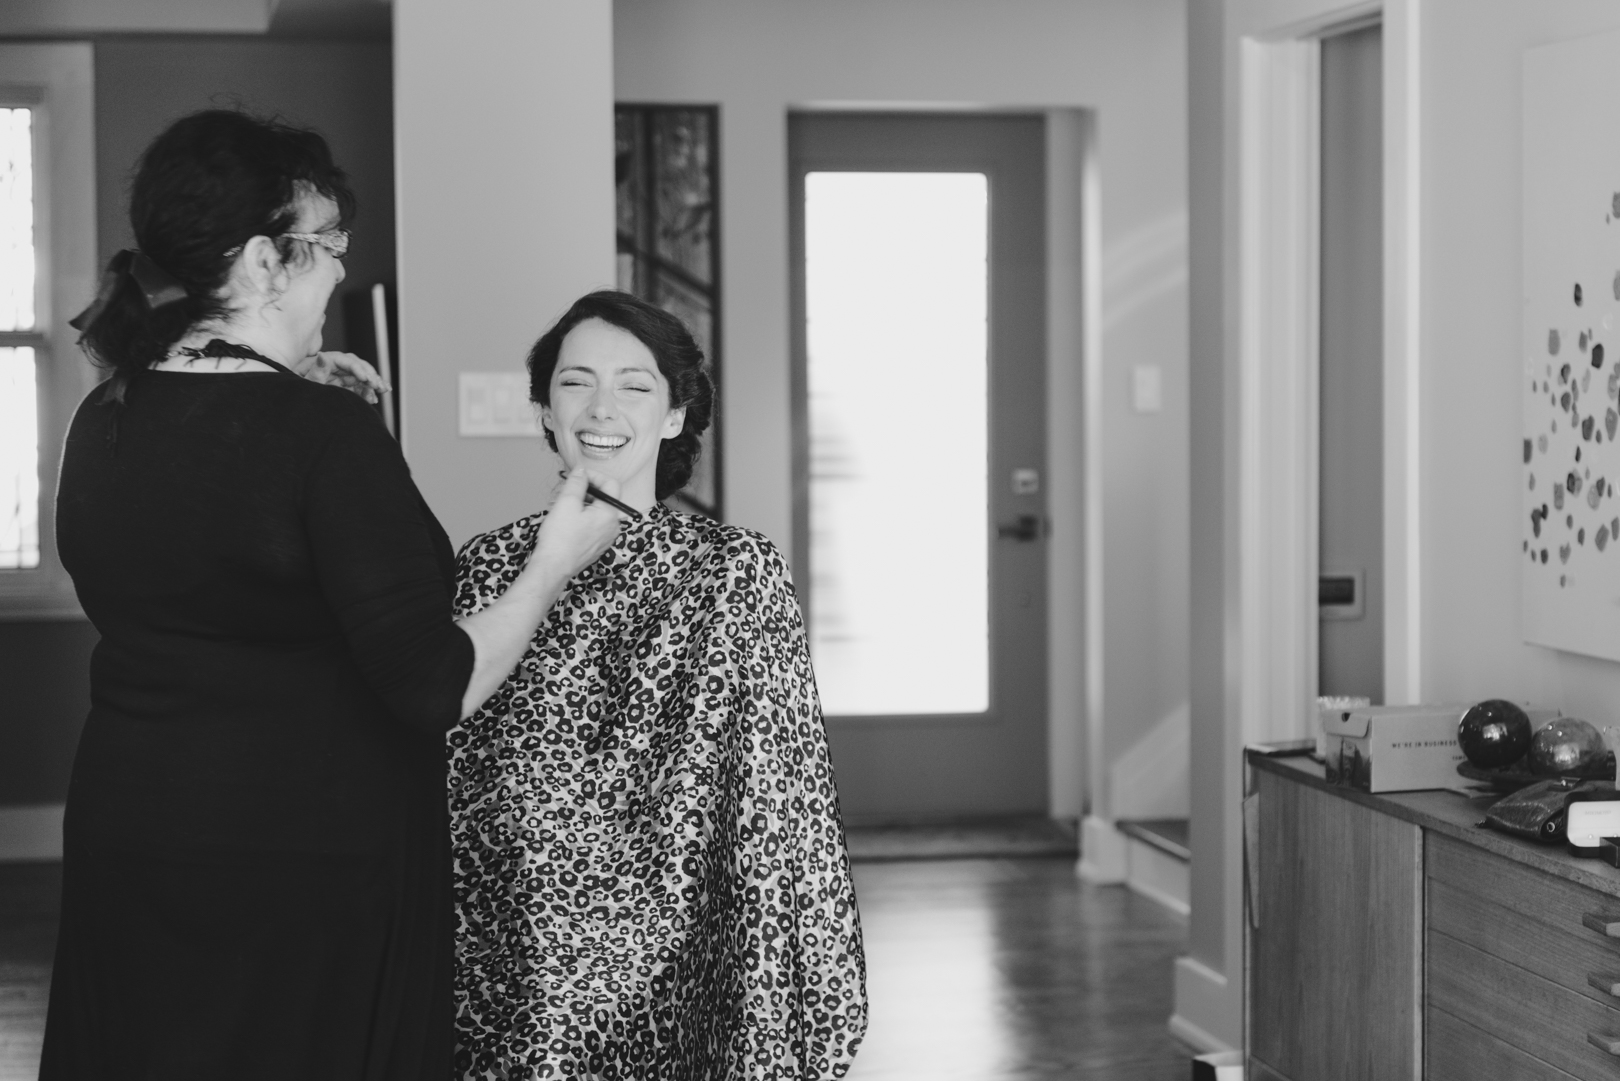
783;105;1093;823
1232;0;1422;749
1172;0;1425;1057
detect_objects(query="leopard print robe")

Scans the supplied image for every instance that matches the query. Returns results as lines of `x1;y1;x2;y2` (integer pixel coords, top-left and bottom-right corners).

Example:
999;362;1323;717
449;504;867;1080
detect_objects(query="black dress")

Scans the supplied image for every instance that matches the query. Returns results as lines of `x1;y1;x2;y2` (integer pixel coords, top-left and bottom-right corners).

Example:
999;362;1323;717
41;365;474;1081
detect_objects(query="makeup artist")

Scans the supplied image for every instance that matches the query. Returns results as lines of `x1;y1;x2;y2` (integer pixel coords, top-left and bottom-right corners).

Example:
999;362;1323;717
41;110;626;1081
447;290;868;1079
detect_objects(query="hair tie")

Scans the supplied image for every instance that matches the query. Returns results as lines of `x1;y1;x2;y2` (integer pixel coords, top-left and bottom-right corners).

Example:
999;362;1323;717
69;249;188;331
128;251;187;310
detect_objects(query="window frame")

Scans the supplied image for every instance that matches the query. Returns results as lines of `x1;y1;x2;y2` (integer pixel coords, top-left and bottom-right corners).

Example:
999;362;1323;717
0;44;96;620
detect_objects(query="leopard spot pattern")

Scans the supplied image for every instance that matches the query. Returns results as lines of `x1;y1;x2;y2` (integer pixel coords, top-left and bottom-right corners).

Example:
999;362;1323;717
449;504;867;1080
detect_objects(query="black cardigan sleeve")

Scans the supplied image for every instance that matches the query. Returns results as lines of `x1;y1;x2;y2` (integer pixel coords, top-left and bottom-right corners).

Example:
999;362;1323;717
303;391;474;734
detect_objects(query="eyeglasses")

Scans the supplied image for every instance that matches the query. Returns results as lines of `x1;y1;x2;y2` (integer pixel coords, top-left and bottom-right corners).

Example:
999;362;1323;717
222;228;351;260
284;229;350;259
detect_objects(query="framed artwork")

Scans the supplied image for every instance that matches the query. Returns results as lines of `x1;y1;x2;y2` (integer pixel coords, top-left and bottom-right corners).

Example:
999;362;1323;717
1522;27;1620;660
615;104;721;518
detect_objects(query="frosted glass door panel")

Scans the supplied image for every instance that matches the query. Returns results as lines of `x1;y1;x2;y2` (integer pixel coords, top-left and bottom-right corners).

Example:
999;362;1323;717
805;171;989;715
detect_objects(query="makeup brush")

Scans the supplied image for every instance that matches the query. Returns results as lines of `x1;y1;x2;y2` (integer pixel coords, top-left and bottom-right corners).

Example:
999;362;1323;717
556;470;643;518
585;483;641;519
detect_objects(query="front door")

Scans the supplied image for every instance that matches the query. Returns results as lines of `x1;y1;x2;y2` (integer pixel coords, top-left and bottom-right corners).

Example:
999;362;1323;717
789;112;1048;820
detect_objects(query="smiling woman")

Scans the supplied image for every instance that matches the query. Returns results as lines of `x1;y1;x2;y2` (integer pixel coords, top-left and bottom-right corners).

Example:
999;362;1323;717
528;289;712;514
541;319;686;512
448;291;866;1079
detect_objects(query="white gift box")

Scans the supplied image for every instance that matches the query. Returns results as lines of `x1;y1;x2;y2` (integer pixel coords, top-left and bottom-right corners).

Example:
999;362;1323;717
1322;703;1559;793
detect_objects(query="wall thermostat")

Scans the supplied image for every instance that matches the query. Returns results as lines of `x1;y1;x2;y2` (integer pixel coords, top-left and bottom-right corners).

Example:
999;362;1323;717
1319;570;1365;621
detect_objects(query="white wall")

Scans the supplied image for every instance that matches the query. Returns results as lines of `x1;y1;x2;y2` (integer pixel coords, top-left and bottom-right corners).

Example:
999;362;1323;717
1417;2;1620;712
613;0;1190;823
395;0;615;547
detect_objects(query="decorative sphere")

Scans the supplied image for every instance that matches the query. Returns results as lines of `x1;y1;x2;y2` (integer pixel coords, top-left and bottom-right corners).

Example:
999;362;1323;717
1457;700;1533;768
1528;717;1607;776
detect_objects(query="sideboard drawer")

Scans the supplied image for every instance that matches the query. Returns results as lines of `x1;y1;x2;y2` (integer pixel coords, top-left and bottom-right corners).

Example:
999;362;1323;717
1430;875;1620;1010
1428;1004;1593;1081
1429;833;1620;951
1429;929;1620;1080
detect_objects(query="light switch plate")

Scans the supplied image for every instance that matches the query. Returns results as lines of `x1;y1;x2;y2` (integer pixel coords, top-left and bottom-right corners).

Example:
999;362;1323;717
459;372;543;437
1132;364;1162;413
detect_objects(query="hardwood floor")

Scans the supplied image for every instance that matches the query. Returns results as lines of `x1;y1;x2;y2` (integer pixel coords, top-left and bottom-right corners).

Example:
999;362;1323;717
847;857;1193;1080
0;857;1192;1080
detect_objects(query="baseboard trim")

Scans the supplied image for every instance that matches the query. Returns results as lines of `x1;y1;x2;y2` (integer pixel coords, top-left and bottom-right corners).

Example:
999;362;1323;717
1130;879;1191;919
1125;838;1190;918
1168;1012;1237;1056
0;803;64;861
1076;813;1127;883
1172;954;1241;1053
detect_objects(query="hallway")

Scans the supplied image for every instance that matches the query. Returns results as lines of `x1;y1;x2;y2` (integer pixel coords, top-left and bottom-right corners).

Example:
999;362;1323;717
0;857;1191;1080
848;857;1192;1080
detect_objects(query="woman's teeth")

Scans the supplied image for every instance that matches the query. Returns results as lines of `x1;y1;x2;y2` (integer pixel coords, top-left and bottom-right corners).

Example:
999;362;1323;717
579;432;628;450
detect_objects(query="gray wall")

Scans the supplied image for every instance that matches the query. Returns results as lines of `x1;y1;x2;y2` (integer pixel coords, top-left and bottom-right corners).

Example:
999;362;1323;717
392;0;613;550
0;36;393;810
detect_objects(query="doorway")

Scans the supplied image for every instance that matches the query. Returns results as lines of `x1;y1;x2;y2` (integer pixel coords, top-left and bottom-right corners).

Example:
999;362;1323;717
1318;23;1383;701
789;112;1048;820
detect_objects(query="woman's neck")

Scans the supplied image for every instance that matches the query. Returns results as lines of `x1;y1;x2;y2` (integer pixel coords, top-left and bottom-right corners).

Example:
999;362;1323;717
173;315;300;368
619;475;660;515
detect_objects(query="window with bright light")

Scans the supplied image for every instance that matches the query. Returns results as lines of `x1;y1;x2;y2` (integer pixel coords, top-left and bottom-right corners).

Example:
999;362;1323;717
0;106;39;571
0;44;95;617
804;171;990;716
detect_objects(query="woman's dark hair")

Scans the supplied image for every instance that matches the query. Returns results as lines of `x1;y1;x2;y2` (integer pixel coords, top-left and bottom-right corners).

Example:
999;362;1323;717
527;290;715;501
79;110;356;403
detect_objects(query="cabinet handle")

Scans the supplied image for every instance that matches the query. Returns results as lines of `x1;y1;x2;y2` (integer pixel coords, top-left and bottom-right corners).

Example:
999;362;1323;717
1590;1032;1620;1056
1590;972;1620;997
1583;912;1620;937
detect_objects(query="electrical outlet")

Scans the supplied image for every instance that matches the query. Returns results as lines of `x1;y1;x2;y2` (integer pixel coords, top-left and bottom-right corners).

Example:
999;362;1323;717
459;372;543;437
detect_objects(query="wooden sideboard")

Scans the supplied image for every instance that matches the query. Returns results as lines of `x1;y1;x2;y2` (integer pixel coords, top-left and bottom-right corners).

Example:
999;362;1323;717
1249;755;1620;1081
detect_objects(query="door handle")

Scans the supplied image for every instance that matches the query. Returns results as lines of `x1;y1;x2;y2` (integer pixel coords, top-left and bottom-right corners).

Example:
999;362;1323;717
997;514;1044;541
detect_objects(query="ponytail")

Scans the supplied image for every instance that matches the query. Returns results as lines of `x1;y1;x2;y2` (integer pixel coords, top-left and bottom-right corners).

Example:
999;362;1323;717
73;248;215;405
